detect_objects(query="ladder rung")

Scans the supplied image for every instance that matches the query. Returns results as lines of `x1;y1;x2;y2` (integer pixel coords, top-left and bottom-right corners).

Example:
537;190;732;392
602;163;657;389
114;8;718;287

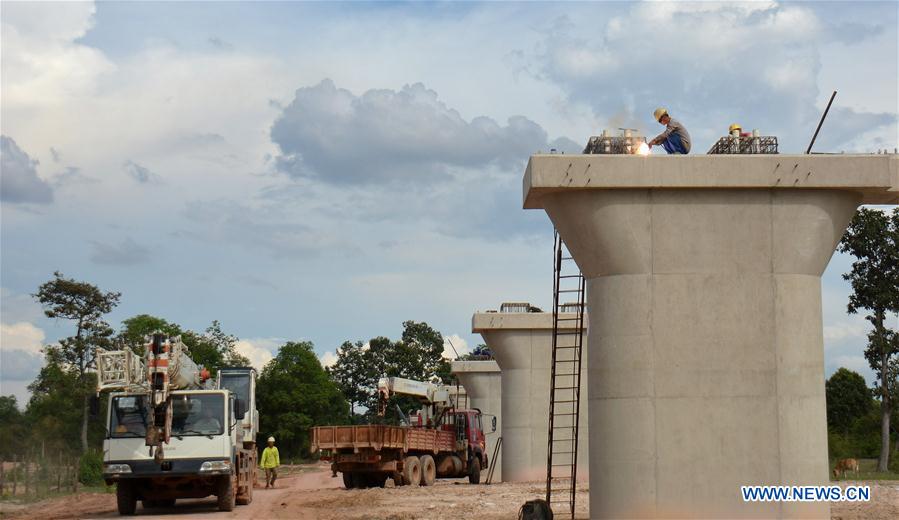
553;359;580;363
552;399;579;404
555;316;582;321
557;289;581;293
552;413;578;417
558;275;582;279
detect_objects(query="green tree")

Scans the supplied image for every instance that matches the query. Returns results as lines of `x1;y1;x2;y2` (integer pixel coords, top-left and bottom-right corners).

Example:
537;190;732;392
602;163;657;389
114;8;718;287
0;396;27;459
33;271;120;453
329;321;451;423
25;349;95;455
328;341;371;414
119;314;183;354
826;368;871;435
256;341;348;458
838;207;899;471
119;315;249;375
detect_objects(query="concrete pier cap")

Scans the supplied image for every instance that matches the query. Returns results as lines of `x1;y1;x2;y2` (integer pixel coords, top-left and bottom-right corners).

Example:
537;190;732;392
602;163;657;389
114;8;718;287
523;154;898;519
451;360;503;481
473;304;588;483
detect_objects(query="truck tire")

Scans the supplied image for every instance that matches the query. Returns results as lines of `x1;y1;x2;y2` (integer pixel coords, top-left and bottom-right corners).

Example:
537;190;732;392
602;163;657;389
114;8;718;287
468;456;481;484
217;475;236;512
342;471;354;489
402;456;421;487
116;481;137;515
391;471;405;486
419;455;436;486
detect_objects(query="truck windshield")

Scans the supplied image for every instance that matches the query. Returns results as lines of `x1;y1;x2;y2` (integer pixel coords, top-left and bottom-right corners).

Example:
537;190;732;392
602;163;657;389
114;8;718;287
171;394;224;436
110;395;149;438
219;373;249;420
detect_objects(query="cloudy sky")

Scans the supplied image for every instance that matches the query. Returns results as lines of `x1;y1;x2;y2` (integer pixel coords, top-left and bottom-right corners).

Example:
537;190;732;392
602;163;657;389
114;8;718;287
1;1;897;406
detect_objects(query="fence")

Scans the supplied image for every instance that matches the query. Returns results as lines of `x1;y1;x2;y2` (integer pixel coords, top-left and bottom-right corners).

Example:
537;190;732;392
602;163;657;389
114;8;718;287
0;451;81;499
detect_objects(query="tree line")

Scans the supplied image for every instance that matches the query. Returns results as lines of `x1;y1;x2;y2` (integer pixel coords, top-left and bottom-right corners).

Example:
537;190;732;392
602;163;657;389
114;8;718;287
0;272;458;466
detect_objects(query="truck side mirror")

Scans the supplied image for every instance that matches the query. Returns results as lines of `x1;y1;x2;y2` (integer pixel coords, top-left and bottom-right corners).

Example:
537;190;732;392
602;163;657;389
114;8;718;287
89;395;101;417
234;400;245;420
491;416;497;433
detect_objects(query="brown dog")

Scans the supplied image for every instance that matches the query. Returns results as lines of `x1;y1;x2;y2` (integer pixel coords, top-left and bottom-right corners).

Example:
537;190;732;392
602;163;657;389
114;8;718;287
833;458;859;479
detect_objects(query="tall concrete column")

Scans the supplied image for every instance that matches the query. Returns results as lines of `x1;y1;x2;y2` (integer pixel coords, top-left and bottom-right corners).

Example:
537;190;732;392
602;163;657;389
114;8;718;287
523;154;898;518
473;309;588;482
451;360;503;481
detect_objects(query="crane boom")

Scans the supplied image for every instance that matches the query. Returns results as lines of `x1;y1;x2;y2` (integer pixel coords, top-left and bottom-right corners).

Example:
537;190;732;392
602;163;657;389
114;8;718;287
96;333;210;463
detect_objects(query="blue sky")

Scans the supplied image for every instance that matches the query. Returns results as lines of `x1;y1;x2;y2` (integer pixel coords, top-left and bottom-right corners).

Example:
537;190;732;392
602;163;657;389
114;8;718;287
1;1;897;406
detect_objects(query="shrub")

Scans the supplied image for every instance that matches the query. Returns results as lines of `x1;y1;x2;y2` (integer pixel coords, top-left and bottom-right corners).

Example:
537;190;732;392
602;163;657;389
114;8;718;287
79;450;104;486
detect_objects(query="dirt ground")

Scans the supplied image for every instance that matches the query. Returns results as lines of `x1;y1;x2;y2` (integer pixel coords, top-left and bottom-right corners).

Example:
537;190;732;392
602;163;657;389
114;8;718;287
2;464;895;519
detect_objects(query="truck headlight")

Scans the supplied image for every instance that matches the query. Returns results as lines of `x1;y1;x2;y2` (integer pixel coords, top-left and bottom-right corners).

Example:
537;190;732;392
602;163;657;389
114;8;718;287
199;460;231;473
104;464;132;474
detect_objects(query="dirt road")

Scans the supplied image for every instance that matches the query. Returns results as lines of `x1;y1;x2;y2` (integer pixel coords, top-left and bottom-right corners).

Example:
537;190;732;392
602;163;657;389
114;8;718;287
4;464;896;519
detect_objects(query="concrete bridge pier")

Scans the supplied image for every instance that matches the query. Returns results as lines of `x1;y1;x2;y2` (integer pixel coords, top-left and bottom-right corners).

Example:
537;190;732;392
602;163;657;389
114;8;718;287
523;154;898;518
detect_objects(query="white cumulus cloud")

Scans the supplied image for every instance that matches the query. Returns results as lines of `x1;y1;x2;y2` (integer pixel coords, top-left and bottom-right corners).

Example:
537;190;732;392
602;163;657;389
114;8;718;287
319;351;338;368
234;337;280;370
442;334;469;360
0;321;46;354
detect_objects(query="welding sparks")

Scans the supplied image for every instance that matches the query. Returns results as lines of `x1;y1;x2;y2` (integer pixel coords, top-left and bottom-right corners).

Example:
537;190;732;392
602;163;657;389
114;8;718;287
636;142;650;155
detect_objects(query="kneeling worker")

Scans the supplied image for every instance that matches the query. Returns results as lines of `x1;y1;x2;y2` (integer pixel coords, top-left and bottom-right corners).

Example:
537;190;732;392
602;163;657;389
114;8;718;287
261;436;280;488
648;108;691;154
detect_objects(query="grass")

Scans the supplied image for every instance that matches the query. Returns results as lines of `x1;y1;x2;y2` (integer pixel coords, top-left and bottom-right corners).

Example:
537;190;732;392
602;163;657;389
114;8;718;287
830;458;899;481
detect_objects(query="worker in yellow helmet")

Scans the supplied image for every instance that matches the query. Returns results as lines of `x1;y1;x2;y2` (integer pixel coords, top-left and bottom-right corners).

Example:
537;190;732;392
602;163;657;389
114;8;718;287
729;123;750;137
260;436;280;488
648;108;691;154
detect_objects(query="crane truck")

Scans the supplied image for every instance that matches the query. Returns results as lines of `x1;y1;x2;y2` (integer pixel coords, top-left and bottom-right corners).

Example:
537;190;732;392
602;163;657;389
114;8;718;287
310;376;495;489
95;333;258;515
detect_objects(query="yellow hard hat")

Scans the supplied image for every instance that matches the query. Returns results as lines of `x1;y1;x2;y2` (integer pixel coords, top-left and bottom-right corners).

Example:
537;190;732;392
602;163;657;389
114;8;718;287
729;123;742;133
653;108;668;122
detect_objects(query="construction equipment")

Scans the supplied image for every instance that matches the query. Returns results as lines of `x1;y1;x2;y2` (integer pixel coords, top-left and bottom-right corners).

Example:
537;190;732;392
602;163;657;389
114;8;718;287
807;90;837;154
545;231;586;519
584;128;648;155
96;334;258;514
312;376;495;488
707;131;779;154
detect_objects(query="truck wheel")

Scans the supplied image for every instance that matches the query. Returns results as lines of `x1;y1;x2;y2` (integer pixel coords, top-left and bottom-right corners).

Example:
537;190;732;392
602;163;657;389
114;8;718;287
419;455;437;486
116;481;137;515
159;499;175;508
217;475;236;512
468;456;481;484
342;472;354;489
402;456;421;487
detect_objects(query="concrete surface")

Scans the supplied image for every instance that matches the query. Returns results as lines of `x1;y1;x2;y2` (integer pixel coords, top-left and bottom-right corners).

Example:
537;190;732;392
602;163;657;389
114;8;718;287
473;311;588;483
522;154;898;519
451;360;503;481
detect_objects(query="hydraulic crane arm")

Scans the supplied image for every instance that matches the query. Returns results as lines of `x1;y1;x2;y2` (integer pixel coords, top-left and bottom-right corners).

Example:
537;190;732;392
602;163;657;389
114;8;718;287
376;376;454;418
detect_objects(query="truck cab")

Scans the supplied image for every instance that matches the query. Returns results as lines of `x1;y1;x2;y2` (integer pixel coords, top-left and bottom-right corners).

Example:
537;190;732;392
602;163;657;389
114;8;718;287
217;368;258;448
103;389;240;512
437;408;490;482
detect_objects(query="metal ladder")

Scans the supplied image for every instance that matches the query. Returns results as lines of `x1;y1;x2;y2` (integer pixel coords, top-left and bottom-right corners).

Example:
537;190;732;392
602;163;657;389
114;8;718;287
545;230;586;519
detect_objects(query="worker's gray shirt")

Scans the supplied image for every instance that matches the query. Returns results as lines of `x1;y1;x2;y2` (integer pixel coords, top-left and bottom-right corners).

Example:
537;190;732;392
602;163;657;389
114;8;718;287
653;118;691;152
